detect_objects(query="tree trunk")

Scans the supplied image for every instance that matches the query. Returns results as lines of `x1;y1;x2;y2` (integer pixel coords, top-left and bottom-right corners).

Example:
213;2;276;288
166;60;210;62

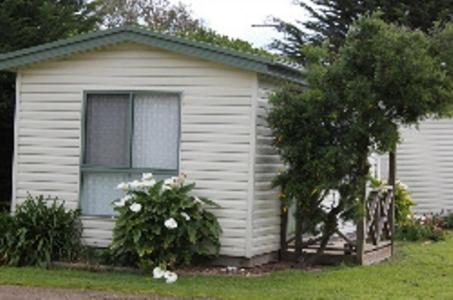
294;200;303;260
279;200;289;260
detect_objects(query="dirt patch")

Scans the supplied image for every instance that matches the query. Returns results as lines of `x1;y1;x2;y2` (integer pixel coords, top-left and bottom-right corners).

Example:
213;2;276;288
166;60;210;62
176;261;323;277
54;260;323;278
0;285;183;300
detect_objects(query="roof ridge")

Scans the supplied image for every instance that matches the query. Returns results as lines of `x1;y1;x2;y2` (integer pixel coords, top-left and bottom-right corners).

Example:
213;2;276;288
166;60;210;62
0;26;304;84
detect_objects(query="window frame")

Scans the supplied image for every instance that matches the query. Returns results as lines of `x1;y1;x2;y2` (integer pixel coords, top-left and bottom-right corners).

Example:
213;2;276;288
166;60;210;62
79;90;181;216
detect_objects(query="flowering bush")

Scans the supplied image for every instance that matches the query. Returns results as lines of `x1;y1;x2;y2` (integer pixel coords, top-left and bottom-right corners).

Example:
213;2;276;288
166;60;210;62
396;214;446;242
109;173;221;271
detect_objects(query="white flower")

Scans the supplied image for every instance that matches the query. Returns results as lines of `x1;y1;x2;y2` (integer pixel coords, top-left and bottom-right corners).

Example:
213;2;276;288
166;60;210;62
193;196;203;205
164;218;178;229
164;271;178;284
164;177;178;188
128;180;142;191
181;212;190;221
116;182;129;192
398;182;408;190
113;199;126;207
153;267;165;279
142;173;153;181
161;184;172;193
129;202;142;213
441;62;447;67
113;194;133;207
163;174;186;189
141;179;156;188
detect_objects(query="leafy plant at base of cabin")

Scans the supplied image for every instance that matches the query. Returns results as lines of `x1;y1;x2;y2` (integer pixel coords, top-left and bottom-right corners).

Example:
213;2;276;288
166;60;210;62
0;195;83;267
109;173;221;270
0;212;14;264
441;212;453;229
370;177;415;225
396;216;446;242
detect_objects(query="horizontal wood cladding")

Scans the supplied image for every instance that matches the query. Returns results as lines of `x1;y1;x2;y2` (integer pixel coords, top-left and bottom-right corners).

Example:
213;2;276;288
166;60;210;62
251;79;283;257
15;43;255;257
397;119;453;213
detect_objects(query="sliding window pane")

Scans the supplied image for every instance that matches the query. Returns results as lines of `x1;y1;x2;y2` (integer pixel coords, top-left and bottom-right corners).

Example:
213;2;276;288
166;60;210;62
85;94;129;166
132;94;179;169
81;172;134;216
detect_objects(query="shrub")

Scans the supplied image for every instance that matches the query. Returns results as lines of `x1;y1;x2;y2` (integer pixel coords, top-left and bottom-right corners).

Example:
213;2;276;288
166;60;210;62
439;211;453;229
394;181;415;225
0;212;14;264
109;173;221;270
0;195;83;267
395;215;446;242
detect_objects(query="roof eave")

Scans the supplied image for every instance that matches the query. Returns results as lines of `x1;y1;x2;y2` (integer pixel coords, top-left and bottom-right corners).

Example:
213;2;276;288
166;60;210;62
0;27;304;84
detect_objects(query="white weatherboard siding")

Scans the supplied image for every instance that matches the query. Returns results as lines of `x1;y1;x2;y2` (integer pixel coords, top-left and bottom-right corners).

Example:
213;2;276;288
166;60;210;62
396;119;453;213
251;78;282;256
14;43;257;257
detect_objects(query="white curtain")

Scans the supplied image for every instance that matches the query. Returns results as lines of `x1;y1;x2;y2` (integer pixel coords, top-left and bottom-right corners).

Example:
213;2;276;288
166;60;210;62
132;93;179;169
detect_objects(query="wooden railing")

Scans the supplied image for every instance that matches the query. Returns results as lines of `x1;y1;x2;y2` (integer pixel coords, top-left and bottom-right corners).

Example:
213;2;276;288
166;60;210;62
280;185;395;265
357;185;394;264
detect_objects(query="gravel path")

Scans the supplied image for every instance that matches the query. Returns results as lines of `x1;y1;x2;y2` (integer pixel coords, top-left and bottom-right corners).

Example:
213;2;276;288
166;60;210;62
0;285;183;300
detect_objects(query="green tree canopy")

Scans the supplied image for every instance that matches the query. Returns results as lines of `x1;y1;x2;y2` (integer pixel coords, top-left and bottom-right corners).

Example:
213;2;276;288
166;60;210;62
268;15;453;262
0;0;98;210
94;0;203;32
273;0;453;62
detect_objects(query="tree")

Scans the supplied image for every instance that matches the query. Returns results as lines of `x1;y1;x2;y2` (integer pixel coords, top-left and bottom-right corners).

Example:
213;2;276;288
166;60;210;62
179;28;274;58
273;0;453;62
268;15;453;264
0;0;97;210
94;0;203;32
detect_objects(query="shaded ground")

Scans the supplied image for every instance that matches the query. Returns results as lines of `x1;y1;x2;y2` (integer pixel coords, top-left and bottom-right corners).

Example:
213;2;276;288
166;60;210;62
0;285;184;300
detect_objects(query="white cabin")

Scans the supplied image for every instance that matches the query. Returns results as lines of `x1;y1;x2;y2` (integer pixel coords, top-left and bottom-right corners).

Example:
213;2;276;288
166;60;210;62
0;27;303;265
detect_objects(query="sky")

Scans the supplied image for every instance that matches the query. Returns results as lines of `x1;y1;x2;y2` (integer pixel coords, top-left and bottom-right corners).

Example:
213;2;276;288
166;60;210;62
173;0;307;49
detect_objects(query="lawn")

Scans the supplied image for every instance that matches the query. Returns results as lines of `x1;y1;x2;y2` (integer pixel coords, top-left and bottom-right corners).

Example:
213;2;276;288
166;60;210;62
1;236;453;300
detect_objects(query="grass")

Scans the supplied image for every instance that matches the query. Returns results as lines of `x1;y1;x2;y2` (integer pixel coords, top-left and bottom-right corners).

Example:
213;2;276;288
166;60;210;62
1;237;453;299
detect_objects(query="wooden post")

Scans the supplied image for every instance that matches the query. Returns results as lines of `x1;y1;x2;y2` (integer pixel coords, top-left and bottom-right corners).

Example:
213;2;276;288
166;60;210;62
374;192;381;245
389;151;396;187
388;151;396;256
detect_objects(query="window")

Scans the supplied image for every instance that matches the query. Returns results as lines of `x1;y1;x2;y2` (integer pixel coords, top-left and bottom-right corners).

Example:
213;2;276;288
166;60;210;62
80;92;180;216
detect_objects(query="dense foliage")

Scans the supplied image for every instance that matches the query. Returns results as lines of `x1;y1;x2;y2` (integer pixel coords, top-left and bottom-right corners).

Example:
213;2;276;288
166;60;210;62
94;0;202;32
179;28;274;58
268;15;453;261
0;195;83;267
272;0;453;61
0;0;98;210
396;215;446;242
109;173;221;270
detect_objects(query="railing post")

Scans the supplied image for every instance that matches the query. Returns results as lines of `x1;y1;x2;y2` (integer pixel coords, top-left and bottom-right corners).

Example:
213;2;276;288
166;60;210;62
389;186;395;256
389;151;396;256
356;188;367;265
374;192;381;245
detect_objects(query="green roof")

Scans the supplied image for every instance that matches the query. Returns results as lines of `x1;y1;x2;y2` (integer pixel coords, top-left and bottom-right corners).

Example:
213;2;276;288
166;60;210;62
0;26;304;83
